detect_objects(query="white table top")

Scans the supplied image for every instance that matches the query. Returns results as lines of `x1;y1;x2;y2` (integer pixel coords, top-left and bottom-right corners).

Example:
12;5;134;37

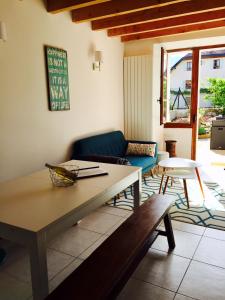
0;160;140;233
158;157;201;169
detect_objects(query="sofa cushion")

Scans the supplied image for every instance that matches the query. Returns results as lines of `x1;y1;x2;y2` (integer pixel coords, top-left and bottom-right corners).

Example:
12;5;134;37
126;143;156;157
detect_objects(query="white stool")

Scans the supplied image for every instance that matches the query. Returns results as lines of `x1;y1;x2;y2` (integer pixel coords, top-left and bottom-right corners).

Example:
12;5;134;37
157;151;170;163
161;169;196;208
158;158;205;209
157;151;169;174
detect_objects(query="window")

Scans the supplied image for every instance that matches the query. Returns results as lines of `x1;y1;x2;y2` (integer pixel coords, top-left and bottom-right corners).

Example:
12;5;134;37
187;61;192;71
185;80;192;89
213;59;220;69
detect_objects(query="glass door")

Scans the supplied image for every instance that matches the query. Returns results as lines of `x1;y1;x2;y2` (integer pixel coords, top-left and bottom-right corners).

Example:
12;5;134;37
160;48;200;159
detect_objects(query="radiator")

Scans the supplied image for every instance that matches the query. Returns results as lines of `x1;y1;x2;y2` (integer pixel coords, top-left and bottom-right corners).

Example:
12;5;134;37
124;55;152;141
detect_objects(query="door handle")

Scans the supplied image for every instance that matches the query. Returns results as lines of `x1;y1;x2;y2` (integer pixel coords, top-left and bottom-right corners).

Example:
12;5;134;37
157;98;162;104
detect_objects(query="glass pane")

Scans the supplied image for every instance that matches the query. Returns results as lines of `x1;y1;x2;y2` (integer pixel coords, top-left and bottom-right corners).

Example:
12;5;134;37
166;50;193;123
198;48;225;138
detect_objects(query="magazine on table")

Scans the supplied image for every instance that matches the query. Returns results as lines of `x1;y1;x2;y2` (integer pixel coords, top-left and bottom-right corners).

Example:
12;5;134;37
77;166;108;179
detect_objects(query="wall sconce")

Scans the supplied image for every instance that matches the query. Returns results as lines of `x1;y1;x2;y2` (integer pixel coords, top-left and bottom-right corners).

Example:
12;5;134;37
93;50;103;71
0;22;7;42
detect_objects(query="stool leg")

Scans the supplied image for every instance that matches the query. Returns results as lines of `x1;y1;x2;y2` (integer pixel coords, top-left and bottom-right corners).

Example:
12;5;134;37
164;213;175;250
163;176;170;194
150;169;154;178
195;167;205;199
183;179;190;209
143;176;147;185
157;165;160;176
159;174;164;194
159;168;166;193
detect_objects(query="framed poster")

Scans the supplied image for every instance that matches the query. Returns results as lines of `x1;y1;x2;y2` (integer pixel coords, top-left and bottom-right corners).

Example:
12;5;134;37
45;46;70;111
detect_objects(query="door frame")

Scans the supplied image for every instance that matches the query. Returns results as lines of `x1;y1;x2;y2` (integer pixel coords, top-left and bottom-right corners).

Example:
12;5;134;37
191;43;225;160
161;43;225;160
191;48;200;160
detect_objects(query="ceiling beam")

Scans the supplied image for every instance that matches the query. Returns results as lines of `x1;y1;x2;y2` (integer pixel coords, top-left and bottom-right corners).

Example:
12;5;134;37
72;0;189;23
121;20;225;42
108;9;225;36
47;0;111;14
92;0;225;30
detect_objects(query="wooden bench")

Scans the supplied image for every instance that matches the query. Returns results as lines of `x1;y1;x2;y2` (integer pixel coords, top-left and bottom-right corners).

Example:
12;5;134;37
46;194;175;300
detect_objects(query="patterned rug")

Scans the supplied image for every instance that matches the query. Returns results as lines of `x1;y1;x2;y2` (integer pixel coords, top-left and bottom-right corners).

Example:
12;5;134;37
109;175;225;231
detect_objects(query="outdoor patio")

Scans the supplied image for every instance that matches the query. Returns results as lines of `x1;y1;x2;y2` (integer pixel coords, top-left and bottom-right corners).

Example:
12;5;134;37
197;138;225;189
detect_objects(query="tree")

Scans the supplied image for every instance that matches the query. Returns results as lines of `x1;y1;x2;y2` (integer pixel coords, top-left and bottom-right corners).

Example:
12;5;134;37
206;78;225;115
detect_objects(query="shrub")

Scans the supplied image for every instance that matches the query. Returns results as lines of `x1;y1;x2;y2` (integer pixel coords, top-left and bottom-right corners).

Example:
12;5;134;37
198;127;207;135
205;78;225;115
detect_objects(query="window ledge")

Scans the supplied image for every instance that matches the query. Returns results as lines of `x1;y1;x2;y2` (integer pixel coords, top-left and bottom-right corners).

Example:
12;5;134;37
164;123;192;128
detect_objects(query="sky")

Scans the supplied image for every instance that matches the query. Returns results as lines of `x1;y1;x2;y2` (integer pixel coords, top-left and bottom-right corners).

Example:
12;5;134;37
170;53;185;67
168;51;191;70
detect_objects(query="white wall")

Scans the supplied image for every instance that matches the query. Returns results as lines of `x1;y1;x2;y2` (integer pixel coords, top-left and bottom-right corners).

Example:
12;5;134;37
0;0;124;182
164;128;192;158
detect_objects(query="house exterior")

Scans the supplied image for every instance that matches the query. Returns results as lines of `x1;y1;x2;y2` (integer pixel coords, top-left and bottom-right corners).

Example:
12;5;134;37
170;50;225;108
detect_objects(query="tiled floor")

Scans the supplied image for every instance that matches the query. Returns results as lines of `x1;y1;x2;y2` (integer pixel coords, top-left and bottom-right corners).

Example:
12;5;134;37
1;206;225;300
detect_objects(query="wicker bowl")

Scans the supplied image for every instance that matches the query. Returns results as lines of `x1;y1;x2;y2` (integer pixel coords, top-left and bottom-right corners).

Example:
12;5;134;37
48;165;79;187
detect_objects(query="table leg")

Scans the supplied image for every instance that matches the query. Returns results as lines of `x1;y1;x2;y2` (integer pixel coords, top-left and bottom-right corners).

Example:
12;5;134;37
133;171;142;210
29;233;48;300
195;167;205;199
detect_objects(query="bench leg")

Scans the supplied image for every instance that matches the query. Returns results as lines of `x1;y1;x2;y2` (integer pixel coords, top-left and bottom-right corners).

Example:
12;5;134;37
133;177;141;210
163;214;175;250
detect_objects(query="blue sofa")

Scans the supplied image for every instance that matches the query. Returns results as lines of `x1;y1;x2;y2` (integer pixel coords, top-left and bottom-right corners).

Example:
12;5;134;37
71;131;158;174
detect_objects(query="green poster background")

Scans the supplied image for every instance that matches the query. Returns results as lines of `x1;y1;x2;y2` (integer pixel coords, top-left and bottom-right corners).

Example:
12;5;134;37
45;46;70;111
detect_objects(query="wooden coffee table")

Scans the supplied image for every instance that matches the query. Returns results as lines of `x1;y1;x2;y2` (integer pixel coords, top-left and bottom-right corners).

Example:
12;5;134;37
158;157;205;208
